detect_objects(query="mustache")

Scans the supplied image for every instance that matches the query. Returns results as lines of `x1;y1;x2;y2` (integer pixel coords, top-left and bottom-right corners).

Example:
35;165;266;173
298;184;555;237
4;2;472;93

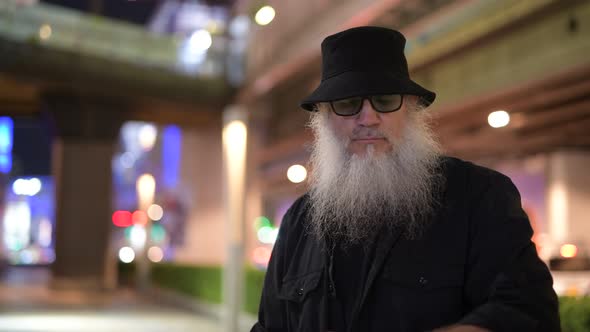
351;127;390;140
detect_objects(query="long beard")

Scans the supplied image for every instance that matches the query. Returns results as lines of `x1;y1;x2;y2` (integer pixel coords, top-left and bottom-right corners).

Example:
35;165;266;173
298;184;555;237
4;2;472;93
307;109;444;246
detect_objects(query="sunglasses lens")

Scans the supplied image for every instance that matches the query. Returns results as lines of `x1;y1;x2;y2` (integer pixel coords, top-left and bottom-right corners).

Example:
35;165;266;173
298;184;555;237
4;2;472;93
331;97;363;116
370;94;403;112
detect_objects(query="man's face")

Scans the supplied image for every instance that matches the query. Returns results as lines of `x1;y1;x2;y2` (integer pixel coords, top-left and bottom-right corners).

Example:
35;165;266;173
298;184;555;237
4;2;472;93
323;96;411;157
307;94;442;244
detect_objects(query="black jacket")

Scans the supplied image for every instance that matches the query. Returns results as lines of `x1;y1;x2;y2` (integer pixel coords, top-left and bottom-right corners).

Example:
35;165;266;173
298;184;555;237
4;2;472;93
252;157;560;332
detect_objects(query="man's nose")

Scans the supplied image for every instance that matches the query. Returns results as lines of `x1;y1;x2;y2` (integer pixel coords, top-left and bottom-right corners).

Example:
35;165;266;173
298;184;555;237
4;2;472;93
356;99;381;126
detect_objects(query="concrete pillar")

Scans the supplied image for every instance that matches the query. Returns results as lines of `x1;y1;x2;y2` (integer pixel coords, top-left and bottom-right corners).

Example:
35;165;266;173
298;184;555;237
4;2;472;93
546;151;590;256
43;92;125;290
222;105;248;332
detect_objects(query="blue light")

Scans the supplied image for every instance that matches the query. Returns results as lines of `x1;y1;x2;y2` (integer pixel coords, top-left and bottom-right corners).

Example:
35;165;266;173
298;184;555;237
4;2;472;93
0;154;11;173
162;125;181;189
0;117;13;154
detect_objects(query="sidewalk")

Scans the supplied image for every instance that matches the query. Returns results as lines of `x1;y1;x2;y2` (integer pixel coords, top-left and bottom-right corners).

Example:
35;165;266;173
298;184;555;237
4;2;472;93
0;266;253;332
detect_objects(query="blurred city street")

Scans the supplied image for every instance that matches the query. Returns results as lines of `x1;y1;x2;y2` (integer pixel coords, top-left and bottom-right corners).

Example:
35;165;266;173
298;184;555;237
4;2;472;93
0;266;233;332
0;0;589;331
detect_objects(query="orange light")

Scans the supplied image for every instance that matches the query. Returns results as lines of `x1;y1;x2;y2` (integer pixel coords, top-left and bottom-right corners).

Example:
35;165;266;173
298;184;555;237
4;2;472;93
132;210;148;226
560;244;578;258
112;210;132;227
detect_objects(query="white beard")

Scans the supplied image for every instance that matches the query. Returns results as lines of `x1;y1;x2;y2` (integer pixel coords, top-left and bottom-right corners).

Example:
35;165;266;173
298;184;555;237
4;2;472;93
307;108;444;246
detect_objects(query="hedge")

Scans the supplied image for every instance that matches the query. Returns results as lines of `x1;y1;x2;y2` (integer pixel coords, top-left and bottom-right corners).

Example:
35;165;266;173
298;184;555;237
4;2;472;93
118;262;589;330
560;296;590;332
118;262;264;314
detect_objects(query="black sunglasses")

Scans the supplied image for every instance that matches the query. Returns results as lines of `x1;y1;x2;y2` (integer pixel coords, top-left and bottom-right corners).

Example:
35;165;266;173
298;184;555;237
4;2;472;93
328;94;404;116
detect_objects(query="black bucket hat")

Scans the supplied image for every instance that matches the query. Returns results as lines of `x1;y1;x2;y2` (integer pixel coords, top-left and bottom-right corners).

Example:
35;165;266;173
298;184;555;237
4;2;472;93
300;26;436;111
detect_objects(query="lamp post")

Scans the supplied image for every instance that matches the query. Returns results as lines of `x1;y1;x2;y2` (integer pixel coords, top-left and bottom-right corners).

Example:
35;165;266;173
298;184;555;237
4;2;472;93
222;105;248;332
135;173;155;291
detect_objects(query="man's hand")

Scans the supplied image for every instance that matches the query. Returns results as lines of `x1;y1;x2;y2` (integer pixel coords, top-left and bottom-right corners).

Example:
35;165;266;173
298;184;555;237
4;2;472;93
432;324;491;332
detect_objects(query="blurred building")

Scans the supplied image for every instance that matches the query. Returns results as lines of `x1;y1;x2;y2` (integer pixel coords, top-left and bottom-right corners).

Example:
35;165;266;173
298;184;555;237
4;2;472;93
0;0;589;295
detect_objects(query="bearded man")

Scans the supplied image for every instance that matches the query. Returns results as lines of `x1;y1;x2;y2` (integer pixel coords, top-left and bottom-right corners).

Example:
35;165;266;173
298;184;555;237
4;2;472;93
251;26;559;332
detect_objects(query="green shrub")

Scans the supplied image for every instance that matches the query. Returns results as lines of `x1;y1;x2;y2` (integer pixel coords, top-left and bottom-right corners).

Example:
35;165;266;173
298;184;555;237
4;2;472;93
560;296;590;332
151;263;223;304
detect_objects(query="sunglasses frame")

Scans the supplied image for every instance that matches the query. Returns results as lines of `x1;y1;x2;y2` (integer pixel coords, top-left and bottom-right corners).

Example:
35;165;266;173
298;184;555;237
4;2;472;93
328;94;404;116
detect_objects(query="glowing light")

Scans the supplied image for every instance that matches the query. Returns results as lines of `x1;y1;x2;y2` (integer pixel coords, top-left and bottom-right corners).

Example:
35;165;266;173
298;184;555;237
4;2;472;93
12;178;42;196
255;6;275;26
162;125;181;189
222;109;248;244
488;110;510;128
29;178;41;192
39;24;52;40
20;249;34;265
0;117;13;173
147;246;164;262
136;174;156;211
0;154;11;174
129;225;147;249
3;201;31;252
229;15;250;37
188;29;212;53
253;216;272;230
132;210;148;226
118;246;135;263
147;204;163;221
119;152;135;168
0;117;13;153
252;246;272;266
138;124;157;151
224;121;247;145
151;223;166;244
257;226;278;244
287;164;307;183
38;218;52;247
112;210;133;227
549;179;568;244
560;244;578;258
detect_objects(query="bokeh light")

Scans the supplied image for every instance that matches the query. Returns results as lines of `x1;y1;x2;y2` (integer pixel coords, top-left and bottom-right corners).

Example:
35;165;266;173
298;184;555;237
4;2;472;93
253;216;272;231
39;24;52;40
257;226;278;244
12;178;42;196
112;210;133;227
255;6;275;26
147;204;164;221
147;246;164;263
138;124;157;151
119;152;135;168
188;29;212;53
488;110;510;128
129;225;147;249
151;223;166;244
560;244;578;258
287;164;307;183
136;174;156;210
118;246;135;263
132;210;148;226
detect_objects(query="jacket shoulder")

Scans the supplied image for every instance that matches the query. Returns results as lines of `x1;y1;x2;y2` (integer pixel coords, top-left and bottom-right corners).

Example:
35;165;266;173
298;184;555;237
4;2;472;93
279;194;311;231
441;156;514;193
